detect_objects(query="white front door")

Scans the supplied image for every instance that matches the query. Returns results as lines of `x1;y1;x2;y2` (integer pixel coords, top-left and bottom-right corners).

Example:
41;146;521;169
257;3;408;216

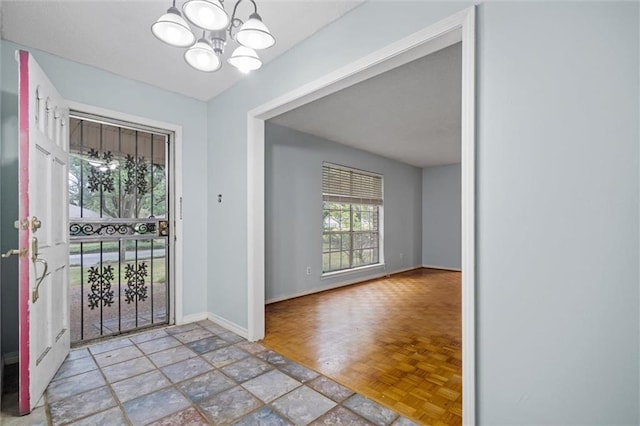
17;50;70;414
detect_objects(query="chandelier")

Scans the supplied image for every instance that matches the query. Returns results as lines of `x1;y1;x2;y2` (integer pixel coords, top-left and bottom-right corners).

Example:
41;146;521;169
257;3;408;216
151;0;275;74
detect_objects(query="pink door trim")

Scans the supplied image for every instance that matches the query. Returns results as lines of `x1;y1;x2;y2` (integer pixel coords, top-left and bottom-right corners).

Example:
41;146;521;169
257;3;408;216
18;49;31;415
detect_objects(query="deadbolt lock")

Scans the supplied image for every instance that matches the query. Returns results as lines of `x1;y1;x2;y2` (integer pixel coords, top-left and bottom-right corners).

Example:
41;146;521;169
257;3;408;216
158;220;169;237
31;216;42;233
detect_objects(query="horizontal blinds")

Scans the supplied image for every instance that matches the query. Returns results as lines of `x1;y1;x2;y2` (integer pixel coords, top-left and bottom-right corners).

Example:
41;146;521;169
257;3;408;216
322;163;383;205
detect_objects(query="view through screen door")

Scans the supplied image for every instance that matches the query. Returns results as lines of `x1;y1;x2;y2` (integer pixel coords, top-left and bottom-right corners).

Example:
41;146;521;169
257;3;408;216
68;116;171;343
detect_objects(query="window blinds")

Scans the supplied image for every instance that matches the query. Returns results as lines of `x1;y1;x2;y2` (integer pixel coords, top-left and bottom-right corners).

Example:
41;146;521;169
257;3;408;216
322;163;383;205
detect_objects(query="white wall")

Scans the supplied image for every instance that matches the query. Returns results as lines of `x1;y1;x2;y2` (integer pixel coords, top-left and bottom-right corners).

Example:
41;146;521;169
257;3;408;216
265;123;422;302
0;40;209;354
422;164;461;270
206;2;639;424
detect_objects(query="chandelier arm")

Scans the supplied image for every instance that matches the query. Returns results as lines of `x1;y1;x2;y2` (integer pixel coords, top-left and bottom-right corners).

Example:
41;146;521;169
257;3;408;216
228;17;243;39
229;0;258;27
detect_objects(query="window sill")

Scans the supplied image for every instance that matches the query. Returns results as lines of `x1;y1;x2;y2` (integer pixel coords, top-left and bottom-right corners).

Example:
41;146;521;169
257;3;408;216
321;263;385;280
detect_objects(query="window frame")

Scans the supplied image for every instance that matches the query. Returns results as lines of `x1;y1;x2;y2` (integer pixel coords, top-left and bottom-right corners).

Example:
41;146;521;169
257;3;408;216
321;163;384;275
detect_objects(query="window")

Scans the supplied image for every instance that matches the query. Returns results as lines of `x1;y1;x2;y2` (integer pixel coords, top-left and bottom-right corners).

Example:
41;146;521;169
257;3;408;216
322;163;383;273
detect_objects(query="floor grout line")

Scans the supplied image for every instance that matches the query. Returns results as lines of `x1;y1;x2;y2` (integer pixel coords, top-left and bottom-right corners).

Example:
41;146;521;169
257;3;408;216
8;320;416;425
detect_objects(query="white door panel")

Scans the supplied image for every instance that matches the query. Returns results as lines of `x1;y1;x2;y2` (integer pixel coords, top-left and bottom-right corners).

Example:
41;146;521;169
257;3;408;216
17;50;70;414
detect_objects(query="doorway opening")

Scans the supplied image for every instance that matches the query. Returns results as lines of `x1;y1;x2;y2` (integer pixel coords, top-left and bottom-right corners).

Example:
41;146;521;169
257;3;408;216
67;113;175;344
247;6;475;424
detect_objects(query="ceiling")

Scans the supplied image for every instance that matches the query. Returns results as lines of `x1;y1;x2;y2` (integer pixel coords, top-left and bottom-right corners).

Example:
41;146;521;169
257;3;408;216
270;42;462;168
0;0;363;101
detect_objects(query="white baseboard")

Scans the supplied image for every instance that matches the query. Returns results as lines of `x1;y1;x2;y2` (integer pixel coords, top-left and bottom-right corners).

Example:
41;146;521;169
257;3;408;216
3;351;19;365
178;312;209;325
266;266;422;304
178;312;249;340
391;266;423;275
207;313;249;340
422;264;462;272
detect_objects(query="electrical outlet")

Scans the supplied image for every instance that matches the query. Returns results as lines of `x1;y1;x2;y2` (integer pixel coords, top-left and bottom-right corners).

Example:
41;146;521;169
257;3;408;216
399;253;404;260
306;266;312;275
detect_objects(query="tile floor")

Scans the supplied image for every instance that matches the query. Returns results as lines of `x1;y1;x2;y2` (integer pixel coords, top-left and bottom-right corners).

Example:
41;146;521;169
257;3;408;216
2;320;418;425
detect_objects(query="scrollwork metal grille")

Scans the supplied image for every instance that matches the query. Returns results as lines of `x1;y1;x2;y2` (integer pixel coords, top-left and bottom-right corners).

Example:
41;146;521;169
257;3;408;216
87;265;115;310
87;148;115;193
124;263;148;304
70;222;157;239
124;154;149;195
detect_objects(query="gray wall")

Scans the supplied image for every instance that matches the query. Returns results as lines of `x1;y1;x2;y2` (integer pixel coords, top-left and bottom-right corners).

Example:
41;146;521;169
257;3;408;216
265;123;422;302
422;164;461;270
207;2;639;424
0;40;209;354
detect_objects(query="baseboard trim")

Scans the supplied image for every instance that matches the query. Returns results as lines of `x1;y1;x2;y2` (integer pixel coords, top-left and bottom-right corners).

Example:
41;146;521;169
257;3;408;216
422;265;462;272
266;266;422;304
178;312;209;325
391;266;423;275
173;312;249;340
207;313;249;340
3;351;19;365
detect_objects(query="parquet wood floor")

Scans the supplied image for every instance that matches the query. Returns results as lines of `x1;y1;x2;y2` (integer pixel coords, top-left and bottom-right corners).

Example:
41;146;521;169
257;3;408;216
262;268;462;426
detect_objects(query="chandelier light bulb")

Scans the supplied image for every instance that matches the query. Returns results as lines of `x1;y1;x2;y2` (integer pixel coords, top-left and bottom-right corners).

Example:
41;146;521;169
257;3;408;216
235;13;275;50
183;0;229;31
185;38;222;72
151;6;195;47
228;46;262;73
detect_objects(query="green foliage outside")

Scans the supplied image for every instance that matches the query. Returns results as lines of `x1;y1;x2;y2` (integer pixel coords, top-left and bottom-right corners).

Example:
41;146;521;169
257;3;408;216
69;154;167;219
322;202;379;272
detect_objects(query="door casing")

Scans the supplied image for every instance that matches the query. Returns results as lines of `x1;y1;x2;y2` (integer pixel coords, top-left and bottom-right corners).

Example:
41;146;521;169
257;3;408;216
67;101;185;326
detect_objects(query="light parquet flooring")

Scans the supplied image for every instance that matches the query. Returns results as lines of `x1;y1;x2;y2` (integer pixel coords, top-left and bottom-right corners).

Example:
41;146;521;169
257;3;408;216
262;268;462;426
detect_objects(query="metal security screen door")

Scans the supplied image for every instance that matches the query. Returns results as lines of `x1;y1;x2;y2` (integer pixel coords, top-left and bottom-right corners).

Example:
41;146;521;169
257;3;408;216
68;115;172;343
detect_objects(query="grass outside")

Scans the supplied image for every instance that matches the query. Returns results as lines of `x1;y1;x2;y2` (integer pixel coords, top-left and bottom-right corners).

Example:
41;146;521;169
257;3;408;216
70;240;165;254
69;257;167;287
322;250;378;273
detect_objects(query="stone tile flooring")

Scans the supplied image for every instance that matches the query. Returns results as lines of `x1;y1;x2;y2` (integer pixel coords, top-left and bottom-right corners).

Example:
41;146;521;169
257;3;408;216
2;320;419;425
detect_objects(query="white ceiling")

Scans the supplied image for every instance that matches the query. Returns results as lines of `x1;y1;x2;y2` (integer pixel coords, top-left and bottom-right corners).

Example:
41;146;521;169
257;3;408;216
0;0;362;101
270;42;462;168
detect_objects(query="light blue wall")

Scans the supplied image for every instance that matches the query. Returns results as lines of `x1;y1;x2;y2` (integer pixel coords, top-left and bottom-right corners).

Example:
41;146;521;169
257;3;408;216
265;123;422;302
476;2;638;424
422;164;461;269
207;1;639;424
0;40;209;354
